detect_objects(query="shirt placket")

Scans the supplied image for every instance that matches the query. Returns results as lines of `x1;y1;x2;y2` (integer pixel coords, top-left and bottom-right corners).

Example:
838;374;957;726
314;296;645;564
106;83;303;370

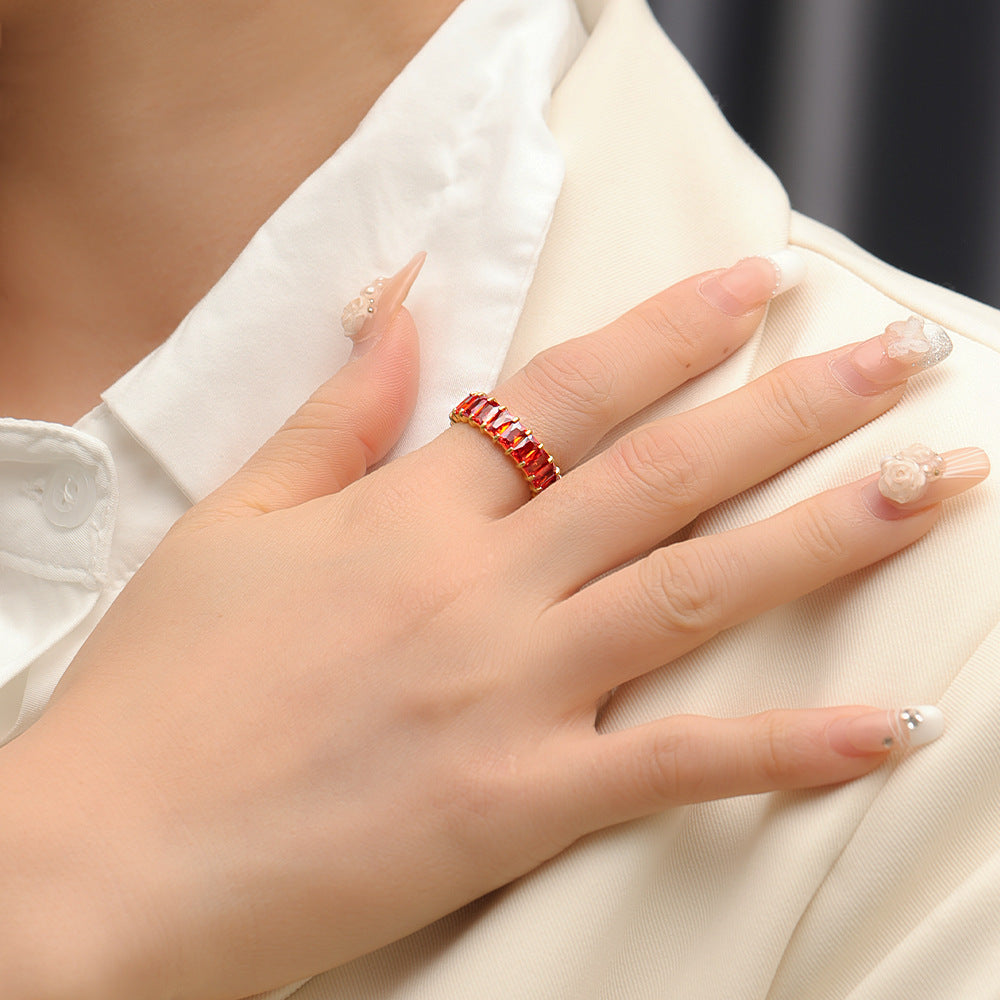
0;419;118;737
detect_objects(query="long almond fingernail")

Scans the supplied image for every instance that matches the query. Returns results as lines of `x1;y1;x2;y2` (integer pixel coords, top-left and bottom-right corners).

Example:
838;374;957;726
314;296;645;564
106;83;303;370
830;315;953;396
697;249;806;316
341;251;427;355
830;706;945;756
861;444;990;520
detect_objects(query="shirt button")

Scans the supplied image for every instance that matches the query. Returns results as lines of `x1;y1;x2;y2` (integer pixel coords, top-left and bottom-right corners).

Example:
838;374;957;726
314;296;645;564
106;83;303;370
42;462;98;529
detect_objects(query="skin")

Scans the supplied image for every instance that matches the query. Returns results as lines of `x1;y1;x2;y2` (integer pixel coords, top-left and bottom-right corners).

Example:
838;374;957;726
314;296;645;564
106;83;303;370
1;268;988;998
0;0;462;422
0;3;990;999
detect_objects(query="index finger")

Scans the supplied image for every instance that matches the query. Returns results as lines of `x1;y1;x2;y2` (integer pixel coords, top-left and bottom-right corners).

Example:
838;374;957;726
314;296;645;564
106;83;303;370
441;252;805;516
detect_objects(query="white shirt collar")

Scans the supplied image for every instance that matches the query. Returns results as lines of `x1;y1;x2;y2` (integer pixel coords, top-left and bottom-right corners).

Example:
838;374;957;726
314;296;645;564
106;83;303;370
101;0;587;502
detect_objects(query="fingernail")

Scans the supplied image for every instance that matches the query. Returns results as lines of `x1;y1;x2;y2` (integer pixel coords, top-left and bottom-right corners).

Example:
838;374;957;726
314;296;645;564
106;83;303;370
830;706;945;756
862;444;990;519
830;315;953;396
341;251;427;356
697;249;806;317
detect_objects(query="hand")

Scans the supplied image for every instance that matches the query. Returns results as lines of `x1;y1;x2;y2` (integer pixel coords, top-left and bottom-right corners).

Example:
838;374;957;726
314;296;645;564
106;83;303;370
0;255;987;1000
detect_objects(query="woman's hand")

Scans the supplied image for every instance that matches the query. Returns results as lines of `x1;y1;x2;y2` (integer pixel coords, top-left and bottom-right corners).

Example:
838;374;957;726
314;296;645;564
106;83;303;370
0;255;987;1000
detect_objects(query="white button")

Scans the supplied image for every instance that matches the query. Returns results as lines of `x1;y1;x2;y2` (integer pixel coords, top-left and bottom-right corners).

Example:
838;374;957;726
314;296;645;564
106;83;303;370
43;462;98;528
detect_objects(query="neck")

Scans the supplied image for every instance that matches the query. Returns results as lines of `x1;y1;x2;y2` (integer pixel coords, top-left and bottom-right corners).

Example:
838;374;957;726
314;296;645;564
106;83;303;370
0;0;460;422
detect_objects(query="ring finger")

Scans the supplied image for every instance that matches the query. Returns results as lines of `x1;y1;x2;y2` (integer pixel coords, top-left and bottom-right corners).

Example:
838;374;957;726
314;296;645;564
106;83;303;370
541;446;989;704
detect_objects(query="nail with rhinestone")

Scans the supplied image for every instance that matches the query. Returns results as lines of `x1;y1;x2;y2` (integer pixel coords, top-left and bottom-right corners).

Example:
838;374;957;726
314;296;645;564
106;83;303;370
831;705;945;756
341;251;426;355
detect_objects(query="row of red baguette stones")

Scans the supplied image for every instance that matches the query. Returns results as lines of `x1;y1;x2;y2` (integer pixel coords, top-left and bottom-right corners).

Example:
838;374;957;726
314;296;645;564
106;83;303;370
450;393;561;494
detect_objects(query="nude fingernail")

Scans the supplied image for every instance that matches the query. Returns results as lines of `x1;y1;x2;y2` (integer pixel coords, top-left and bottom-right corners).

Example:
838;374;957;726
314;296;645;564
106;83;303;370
829;315;953;396
697;249;806;317
341;251;427;356
831;706;945;756
862;444;990;520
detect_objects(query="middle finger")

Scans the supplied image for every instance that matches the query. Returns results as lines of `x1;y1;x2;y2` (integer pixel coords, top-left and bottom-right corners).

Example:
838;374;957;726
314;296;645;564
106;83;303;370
515;315;953;590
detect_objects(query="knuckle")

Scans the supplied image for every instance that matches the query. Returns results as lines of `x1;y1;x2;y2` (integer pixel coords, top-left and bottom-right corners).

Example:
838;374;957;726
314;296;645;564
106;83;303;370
522;343;616;424
428;749;525;879
622;297;702;369
789;502;850;566
641;725;706;805
239;463;309;512
396;560;466;626
638;545;728;635
285;395;352;433
752;362;825;447
271;444;348;493
607;425;709;514
749;711;813;787
641;729;687;804
288;397;377;467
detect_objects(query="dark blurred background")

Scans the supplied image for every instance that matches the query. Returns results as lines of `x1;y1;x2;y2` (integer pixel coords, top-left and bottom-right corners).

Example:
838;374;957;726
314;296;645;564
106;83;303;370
649;0;1000;309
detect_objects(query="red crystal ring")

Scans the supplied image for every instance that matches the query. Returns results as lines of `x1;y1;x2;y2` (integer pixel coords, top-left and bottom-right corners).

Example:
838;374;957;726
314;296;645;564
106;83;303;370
450;393;562;495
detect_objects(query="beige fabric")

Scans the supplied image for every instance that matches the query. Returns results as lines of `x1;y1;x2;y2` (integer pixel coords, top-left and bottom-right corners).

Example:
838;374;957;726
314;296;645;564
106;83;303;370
288;0;1000;997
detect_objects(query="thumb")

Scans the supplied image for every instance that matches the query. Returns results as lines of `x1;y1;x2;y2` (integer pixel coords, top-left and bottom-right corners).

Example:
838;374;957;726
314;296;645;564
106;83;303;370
204;252;425;517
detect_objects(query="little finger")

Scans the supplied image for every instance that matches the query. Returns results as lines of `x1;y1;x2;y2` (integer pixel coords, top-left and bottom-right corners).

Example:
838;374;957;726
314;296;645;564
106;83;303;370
549;703;945;835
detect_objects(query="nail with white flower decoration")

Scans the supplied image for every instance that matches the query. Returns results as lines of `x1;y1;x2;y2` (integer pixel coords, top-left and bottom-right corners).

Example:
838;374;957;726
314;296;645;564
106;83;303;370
862;443;990;520
830;315;953;396
878;444;946;503
341;278;386;338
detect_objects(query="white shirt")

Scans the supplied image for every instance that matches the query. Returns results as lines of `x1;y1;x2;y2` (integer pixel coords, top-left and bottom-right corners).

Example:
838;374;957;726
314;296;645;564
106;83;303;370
0;0;588;740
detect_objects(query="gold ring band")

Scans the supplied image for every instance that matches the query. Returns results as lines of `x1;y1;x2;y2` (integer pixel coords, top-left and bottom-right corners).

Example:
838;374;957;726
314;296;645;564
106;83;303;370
450;393;561;495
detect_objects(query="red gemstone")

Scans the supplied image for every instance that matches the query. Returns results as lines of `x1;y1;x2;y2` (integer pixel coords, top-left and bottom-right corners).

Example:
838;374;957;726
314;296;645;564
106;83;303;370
471;401;501;426
522;453;551;477
513;442;541;467
533;470;559;491
487;411;513;435
497;422;526;451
